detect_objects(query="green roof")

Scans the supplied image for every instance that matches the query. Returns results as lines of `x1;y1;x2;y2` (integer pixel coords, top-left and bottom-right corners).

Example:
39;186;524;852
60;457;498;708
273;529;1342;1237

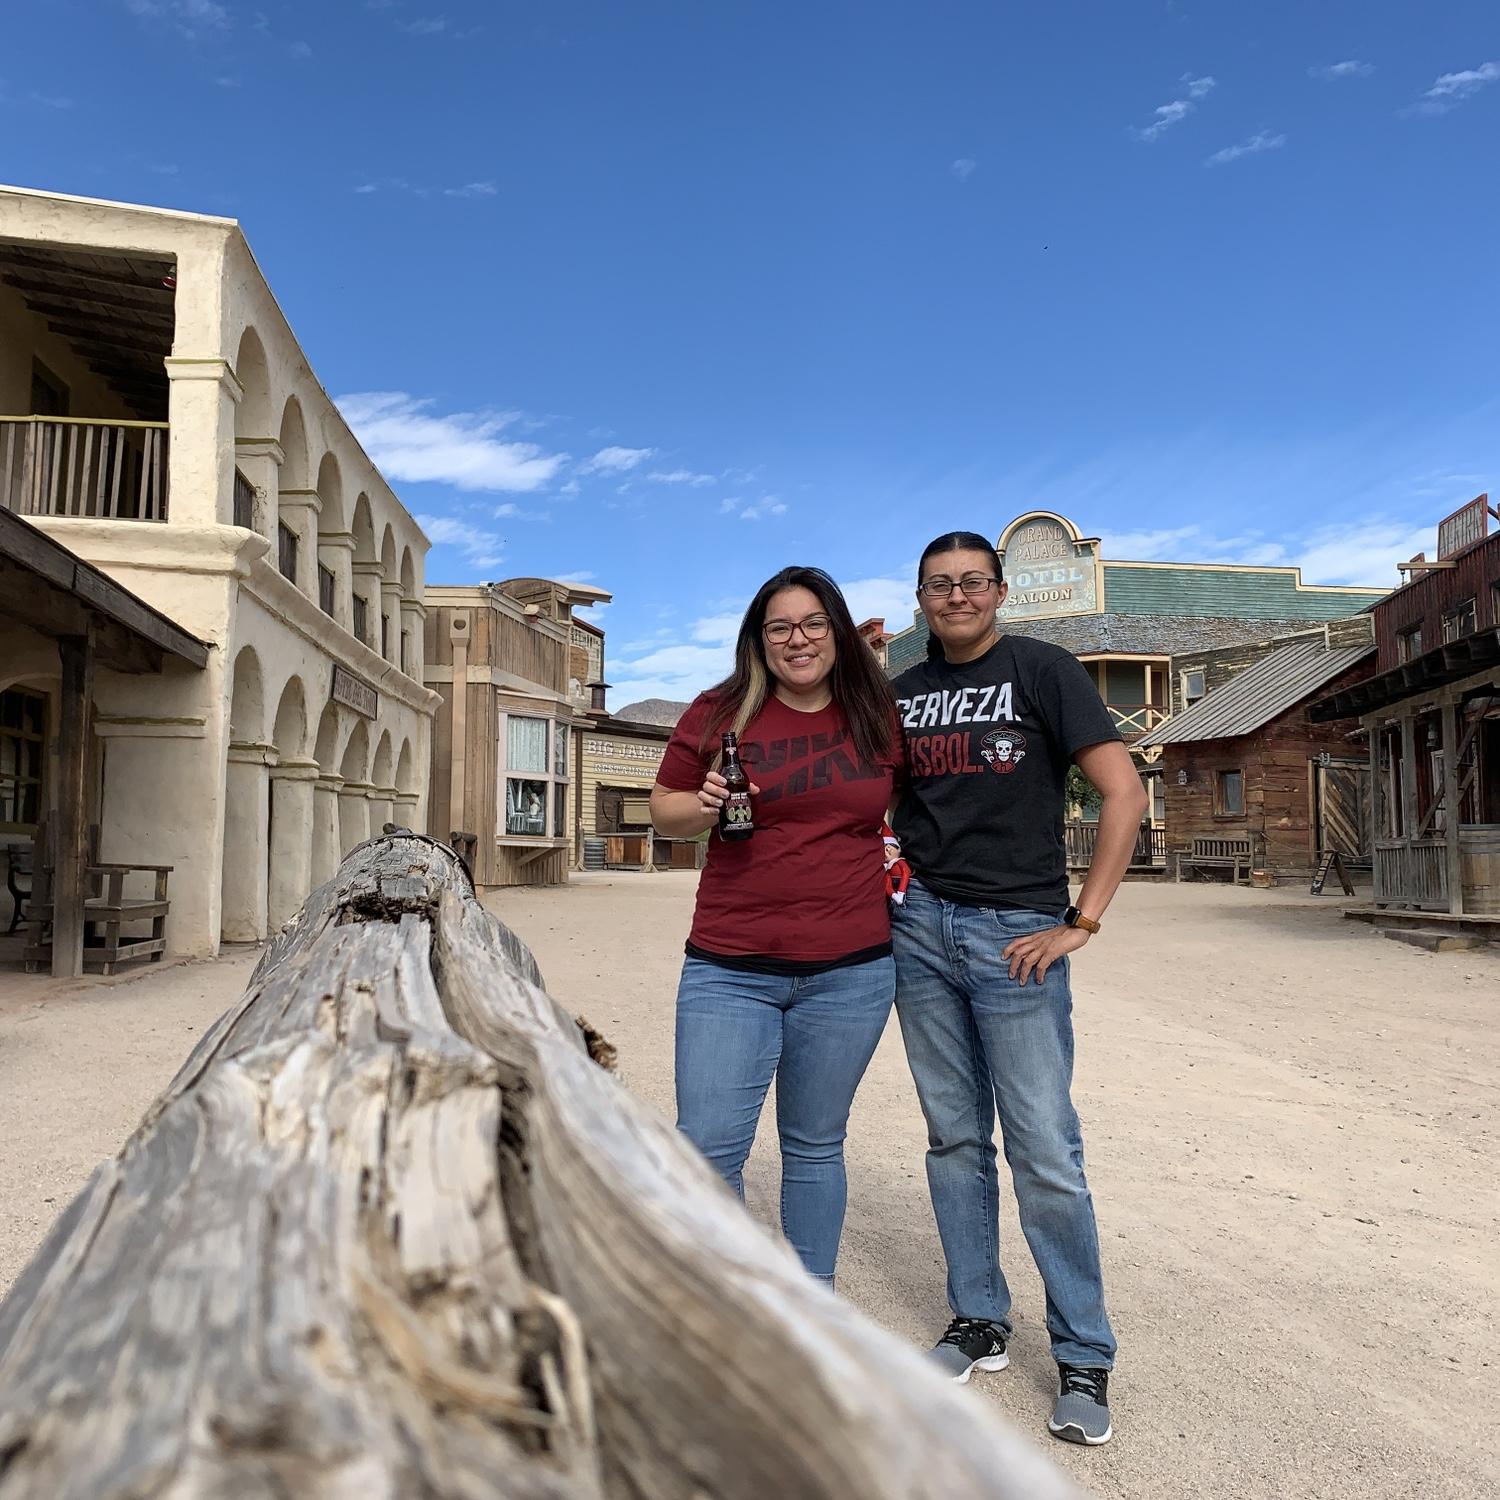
1102;563;1386;620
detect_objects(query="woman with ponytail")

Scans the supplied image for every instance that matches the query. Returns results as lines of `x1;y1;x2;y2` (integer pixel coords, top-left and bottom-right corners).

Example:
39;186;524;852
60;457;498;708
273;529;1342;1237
649;565;902;1287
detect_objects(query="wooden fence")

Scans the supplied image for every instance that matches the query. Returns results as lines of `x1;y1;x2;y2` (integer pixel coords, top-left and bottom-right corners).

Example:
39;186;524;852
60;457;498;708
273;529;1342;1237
0;416;168;521
1065;821;1167;870
0;835;1081;1500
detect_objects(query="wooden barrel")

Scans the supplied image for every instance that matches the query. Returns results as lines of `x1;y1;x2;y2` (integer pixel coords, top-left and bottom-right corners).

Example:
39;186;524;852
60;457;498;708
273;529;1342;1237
1459;826;1500;914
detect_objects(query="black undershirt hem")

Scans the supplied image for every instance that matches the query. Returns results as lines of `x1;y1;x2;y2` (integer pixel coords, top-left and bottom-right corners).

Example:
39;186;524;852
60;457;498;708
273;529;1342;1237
684;939;893;977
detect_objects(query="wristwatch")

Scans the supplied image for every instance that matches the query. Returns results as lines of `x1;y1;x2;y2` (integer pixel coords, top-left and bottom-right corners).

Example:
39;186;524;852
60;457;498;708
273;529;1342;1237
1062;905;1101;934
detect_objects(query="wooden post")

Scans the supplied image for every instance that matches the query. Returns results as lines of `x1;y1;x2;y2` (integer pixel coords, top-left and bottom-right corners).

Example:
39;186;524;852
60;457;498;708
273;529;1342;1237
1399;710;1419;843
51;631;95;979
1441;696;1465;916
0;836;1081;1500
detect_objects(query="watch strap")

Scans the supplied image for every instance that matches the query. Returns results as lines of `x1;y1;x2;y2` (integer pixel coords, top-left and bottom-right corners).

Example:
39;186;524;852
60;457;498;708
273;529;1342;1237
1064;905;1102;934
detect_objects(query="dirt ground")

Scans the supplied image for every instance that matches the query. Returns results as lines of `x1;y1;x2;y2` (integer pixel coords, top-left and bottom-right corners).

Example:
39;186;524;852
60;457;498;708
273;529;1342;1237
1;878;1495;1500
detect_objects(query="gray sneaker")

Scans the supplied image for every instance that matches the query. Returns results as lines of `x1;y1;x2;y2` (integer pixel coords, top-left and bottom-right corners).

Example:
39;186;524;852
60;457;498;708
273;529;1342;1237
1048;1364;1112;1445
928;1317;1009;1383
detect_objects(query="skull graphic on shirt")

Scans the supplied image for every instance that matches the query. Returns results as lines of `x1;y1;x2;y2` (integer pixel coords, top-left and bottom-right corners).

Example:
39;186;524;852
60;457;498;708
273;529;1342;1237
979;728;1027;773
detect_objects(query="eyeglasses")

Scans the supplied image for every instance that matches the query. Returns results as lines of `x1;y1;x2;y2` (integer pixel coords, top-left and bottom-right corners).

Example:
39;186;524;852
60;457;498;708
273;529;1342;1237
763;614;831;644
918;575;999;600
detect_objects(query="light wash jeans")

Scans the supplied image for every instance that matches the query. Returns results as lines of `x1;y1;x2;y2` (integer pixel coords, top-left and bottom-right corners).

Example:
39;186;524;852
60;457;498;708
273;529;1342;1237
892;878;1116;1368
674;954;895;1285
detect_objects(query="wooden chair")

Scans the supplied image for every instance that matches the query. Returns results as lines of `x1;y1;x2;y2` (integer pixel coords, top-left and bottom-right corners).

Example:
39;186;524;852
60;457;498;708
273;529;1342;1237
5;840;33;935
23;820;174;976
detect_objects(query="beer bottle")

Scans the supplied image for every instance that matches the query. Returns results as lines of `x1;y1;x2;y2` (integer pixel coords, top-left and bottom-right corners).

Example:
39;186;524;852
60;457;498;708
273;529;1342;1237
718;731;754;842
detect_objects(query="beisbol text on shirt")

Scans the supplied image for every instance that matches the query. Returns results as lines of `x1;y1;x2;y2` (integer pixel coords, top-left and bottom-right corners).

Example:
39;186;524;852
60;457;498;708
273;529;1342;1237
891;635;1121;916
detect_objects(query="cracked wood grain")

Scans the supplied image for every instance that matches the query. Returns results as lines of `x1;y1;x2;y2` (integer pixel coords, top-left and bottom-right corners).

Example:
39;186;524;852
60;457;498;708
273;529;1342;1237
0;835;1081;1500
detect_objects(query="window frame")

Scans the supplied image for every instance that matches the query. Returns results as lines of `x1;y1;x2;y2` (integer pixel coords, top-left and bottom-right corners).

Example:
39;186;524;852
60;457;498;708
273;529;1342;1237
498;709;572;843
0;687;48;835
1396;624;1423;664
1181;668;1207;706
1213;767;1245;819
277;520;299;583
352;593;369;646
318;563;337;617
1442;597;1477;644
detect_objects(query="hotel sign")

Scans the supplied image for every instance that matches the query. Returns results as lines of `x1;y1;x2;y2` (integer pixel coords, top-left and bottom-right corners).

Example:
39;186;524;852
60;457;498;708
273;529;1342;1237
1436;495;1490;561
331;664;378;719
997;512;1102;621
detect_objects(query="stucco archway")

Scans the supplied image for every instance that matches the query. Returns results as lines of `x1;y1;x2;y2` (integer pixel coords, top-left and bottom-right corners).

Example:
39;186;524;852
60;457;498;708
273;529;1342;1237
222;646;270;944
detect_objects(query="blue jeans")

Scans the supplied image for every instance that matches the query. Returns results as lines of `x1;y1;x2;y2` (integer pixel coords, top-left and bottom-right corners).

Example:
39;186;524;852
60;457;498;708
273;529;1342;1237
674;955;895;1285
892;879;1116;1369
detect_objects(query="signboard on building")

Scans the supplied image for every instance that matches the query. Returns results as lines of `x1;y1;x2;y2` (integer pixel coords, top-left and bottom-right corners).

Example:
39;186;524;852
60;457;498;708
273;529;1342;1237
583;734;666;784
997;512;1103;621
331;664;378;719
1436;495;1491;560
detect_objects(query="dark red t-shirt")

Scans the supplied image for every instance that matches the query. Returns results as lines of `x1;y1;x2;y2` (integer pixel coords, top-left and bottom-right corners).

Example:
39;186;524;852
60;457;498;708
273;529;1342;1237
657;693;900;962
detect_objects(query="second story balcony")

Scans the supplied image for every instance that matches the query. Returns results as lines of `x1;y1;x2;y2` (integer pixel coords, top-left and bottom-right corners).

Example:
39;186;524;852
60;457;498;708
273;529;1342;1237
0;414;168;521
1108;701;1170;741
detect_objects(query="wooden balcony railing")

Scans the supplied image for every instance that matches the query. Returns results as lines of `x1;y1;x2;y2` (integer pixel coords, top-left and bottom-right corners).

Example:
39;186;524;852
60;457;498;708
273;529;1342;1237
1374;839;1448;910
1065;821;1167;869
1108;702;1169;739
0;416;168;521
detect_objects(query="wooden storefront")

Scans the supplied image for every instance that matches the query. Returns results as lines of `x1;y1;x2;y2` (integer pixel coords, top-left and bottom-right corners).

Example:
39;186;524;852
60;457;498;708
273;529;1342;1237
574;714;704;871
1141;625;1376;882
1311;503;1500;919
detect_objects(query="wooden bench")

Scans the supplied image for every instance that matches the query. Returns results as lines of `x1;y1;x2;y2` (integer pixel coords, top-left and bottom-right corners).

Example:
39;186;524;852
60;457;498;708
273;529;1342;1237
1177;835;1255;884
22;821;173;976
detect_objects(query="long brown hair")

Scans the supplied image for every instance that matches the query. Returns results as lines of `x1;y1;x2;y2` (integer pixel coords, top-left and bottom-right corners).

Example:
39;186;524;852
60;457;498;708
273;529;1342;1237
701;565;898;767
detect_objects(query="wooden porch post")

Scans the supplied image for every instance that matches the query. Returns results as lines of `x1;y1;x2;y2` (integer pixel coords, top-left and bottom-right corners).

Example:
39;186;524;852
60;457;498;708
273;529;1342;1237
1366;718;1383;843
1440;696;1464;916
1399;710;1418;840
52;629;96;979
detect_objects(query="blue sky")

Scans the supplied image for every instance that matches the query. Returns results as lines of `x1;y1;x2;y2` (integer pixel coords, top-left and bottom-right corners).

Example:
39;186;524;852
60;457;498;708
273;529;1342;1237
5;1;1500;705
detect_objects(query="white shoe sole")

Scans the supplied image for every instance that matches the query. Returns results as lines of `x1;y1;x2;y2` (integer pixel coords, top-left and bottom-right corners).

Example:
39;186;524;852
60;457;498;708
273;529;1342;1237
1048;1418;1113;1446
952;1352;1010;1384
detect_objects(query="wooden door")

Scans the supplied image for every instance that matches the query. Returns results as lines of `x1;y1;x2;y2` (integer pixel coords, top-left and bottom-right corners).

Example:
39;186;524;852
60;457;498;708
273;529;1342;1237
1315;760;1371;863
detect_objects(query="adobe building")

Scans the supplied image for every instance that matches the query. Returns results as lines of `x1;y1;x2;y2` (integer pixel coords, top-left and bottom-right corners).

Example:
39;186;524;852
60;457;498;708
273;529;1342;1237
1312;496;1500;923
424;577;610;887
0;185;438;964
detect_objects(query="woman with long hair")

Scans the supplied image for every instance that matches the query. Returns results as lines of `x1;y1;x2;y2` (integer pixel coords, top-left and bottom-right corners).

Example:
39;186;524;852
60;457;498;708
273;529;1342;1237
650;565;901;1287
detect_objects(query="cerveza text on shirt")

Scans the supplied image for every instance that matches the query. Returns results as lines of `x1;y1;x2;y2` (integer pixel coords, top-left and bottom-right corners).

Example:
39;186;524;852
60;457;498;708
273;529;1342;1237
897;682;1017;729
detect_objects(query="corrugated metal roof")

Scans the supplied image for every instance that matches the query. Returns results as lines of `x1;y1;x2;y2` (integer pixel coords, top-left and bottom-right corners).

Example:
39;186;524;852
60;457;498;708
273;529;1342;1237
1139;636;1373;747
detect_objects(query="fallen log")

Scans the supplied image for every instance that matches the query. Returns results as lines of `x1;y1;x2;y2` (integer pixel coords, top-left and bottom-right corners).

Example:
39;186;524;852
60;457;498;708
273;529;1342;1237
0;835;1082;1500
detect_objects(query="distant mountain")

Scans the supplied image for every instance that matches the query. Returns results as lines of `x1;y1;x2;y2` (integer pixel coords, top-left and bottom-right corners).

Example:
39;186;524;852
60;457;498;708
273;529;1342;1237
614;698;690;726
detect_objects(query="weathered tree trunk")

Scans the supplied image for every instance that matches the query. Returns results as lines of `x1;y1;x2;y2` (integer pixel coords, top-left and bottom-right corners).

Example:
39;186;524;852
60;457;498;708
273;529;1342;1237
0;836;1082;1500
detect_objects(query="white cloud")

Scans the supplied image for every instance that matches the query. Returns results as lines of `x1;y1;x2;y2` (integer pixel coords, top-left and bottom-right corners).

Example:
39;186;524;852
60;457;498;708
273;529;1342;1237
737;496;789;522
416;515;506;572
493;502;547;520
838;570;921;629
1132;76;1216;142
400;16;450;34
1205;130;1287;166
1310;61;1374;80
1102;520;1428;588
444;180;497;198
559;479;581;496
718;496;741;514
28;91;73;108
950;158;977;182
125;0;229;35
1409;62;1500;116
647;468;717;486
337;391;568;492
289;39;312;60
579;445;655;475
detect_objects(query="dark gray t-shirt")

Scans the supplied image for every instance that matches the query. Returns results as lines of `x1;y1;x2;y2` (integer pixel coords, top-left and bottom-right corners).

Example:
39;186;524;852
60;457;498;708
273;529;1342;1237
892;634;1121;914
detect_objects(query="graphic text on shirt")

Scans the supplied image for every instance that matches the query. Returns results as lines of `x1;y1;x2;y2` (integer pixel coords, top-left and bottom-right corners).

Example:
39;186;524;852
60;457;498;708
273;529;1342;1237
738;728;884;804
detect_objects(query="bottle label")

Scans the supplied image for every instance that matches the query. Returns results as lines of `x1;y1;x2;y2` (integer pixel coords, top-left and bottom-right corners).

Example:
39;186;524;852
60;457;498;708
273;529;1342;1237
722;793;753;828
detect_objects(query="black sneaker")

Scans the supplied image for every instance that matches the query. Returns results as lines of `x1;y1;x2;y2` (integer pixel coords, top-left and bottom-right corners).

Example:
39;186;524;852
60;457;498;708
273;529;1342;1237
928;1317;1010;1383
1048;1363;1112;1445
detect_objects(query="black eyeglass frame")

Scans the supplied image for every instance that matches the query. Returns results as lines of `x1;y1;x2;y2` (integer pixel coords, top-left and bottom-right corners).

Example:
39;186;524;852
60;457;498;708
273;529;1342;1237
916;575;1002;600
